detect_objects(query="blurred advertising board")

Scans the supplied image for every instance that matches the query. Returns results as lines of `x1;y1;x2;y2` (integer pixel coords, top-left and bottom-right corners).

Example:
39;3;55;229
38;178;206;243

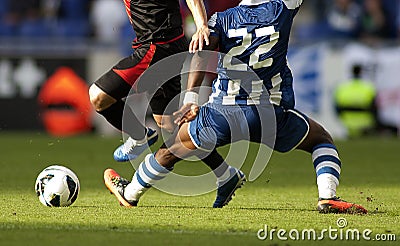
0;55;87;131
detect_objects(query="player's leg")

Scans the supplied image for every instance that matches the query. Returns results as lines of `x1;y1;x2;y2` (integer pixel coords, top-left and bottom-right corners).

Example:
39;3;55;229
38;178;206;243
295;116;367;214
112;40;187;162
183;104;246;207
104;105;245;207
296;117;340;200
90;44;160;162
90;83;157;162
155;131;246;207
200;150;246;208
151;93;240;181
152;102;242;195
121;122;245;206
88;84;146;140
149;75;182;134
104;123;193;206
89;79;154;155
112;76;183;163
273;108;366;213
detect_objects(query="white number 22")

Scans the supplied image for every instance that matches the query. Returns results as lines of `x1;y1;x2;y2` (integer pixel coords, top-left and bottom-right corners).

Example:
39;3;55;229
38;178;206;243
223;26;279;71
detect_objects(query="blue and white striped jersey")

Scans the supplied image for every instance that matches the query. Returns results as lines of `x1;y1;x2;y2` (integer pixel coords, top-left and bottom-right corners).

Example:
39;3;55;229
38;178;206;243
208;0;303;107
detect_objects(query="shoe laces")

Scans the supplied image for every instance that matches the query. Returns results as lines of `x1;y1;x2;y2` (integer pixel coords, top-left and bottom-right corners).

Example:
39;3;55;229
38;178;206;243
111;176;130;188
333;197;347;202
121;137;135;154
122;137;145;154
121;137;147;154
319;196;345;202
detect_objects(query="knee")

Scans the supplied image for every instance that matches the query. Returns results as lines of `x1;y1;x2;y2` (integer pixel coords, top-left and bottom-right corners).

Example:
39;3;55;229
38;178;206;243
89;84;114;111
153;116;176;133
156;121;175;133
298;119;334;153
88;84;102;110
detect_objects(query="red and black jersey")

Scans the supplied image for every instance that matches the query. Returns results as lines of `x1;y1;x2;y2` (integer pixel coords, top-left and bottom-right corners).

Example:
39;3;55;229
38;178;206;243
123;0;183;46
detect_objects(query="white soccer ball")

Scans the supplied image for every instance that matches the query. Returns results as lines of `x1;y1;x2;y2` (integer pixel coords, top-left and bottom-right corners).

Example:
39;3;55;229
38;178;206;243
35;165;80;207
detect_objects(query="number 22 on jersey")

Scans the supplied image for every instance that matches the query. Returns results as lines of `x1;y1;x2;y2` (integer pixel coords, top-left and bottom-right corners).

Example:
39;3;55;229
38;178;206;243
223;26;280;71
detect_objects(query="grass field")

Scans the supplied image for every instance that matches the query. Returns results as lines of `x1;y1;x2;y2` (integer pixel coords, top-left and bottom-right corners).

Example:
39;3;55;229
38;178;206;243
0;132;399;245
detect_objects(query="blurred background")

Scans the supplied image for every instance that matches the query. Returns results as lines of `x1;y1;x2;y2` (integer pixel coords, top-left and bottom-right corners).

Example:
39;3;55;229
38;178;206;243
0;0;399;139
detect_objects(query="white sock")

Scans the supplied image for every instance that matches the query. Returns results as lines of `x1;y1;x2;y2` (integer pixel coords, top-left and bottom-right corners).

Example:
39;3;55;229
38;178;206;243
124;174;150;202
317;173;339;199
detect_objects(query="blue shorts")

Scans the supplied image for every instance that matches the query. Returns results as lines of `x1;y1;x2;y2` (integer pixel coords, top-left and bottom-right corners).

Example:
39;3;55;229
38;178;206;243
188;103;309;153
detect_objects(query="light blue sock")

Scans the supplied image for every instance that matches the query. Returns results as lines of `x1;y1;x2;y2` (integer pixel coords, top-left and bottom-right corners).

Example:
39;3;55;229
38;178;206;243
124;153;171;201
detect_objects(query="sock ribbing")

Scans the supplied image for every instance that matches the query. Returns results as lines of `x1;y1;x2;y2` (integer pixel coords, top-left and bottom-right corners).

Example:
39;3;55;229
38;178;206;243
312;143;341;199
136;153;170;187
124;153;170;201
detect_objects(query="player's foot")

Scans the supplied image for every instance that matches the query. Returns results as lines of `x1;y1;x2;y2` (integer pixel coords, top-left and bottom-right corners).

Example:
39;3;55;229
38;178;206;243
113;128;158;162
317;197;367;214
104;168;137;207
213;169;246;208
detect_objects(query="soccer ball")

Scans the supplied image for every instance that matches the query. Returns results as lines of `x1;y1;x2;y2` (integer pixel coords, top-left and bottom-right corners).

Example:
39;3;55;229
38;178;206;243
35;165;80;207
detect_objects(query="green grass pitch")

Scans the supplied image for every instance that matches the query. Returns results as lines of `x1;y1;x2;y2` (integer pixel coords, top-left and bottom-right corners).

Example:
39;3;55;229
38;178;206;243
0;132;399;245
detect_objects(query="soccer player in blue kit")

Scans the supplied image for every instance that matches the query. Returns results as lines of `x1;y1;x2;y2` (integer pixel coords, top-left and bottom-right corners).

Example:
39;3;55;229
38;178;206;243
105;0;367;213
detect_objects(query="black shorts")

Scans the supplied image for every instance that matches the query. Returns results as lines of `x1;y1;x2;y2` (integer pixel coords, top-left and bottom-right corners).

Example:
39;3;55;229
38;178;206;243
94;36;188;115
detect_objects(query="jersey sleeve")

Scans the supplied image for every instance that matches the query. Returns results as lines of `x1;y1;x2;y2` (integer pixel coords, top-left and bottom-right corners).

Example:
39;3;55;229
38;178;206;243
208;13;220;37
282;0;303;10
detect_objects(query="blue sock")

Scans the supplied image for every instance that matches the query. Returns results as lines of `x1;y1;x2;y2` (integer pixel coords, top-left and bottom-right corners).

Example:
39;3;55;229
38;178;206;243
124;153;171;201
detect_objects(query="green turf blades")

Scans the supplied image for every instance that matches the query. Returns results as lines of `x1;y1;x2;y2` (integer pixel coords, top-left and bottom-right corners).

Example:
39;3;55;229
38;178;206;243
0;133;399;245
